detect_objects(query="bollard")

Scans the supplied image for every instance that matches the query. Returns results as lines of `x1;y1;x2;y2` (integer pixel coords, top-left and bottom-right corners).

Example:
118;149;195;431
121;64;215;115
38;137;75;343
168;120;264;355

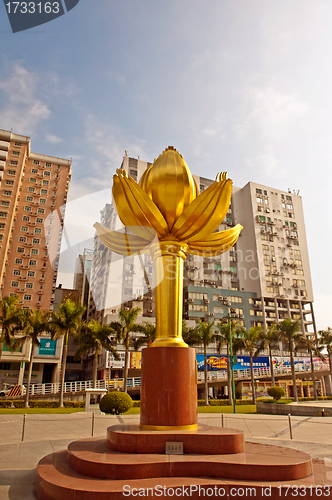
91;412;95;437
22;414;26;442
221;414;224;427
288;414;293;440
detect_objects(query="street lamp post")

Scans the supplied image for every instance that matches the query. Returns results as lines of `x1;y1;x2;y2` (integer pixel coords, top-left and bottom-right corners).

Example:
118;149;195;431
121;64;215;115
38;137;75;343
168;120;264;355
224;300;236;414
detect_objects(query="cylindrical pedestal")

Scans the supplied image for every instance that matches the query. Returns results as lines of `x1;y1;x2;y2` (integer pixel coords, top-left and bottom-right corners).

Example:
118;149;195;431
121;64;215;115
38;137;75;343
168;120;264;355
140;346;198;430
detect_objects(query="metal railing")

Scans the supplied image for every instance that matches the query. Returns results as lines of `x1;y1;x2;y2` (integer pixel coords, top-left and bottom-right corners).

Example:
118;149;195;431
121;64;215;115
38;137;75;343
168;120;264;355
26;362;330;395
27;377;142;395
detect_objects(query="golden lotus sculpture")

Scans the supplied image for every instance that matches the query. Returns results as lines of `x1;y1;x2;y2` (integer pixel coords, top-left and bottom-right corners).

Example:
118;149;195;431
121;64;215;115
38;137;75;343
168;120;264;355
94;146;242;348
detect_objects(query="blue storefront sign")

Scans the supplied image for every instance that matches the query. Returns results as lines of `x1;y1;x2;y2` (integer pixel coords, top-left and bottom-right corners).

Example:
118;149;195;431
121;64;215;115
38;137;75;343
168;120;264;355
38;338;56;356
196;354;270;371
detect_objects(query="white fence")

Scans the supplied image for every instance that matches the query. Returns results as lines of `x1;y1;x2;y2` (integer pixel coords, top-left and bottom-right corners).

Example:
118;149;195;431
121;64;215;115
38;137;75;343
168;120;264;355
27;363;330;395
28;377;142;395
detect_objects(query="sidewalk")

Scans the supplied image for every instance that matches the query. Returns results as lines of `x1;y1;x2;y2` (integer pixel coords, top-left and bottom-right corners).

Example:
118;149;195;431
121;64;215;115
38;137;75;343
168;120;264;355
0;412;332;499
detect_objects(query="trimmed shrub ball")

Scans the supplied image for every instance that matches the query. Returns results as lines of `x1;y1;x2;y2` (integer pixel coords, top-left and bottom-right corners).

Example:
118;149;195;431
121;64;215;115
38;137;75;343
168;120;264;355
99;391;133;415
267;386;286;401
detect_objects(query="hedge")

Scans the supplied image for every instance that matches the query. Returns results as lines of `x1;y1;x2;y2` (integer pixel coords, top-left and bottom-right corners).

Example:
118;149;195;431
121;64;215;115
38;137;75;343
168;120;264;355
0;400;85;408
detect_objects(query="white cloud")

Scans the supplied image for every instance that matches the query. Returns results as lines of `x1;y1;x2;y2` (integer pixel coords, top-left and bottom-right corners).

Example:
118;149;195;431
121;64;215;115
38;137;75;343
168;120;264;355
235;85;310;139
45;134;63;143
0;64;51;133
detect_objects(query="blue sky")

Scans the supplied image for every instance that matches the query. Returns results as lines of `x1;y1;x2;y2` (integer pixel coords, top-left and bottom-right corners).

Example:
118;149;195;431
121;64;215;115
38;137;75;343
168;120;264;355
0;1;331;329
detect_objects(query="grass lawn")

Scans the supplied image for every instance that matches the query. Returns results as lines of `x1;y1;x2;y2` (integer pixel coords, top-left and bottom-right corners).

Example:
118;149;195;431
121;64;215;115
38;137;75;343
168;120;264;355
0;406;256;415
0;408;85;414
125;405;256;415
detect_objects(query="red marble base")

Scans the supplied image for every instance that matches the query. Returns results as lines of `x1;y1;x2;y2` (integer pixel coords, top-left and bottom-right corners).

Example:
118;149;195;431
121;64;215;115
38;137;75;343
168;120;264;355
35;431;332;500
107;424;244;454
140;346;197;428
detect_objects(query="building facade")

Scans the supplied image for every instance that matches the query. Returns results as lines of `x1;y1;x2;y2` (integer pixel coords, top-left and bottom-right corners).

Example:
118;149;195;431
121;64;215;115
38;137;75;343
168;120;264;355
0;129;71;389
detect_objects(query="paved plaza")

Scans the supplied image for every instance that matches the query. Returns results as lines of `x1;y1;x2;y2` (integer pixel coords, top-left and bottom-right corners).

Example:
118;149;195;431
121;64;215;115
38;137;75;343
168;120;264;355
0;410;332;499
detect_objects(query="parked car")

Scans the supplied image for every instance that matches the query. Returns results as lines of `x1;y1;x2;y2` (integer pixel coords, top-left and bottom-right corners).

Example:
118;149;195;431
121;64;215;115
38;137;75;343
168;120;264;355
0;385;26;397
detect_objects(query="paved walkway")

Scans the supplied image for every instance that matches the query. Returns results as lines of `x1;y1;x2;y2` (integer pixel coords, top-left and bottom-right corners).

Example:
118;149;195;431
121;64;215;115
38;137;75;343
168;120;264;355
0;412;332;499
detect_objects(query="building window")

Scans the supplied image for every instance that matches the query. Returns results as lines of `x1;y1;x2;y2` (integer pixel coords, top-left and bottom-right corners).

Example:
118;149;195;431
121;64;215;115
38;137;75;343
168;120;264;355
0;212;8;218
3;191;12;196
37;208;45;214
31;249;38;255
227;296;242;303
286;195;292;201
42;180;49;186
256;188;262;194
25;283;33;289
10;161;18;165
6;180;14;186
12;151;20;156
18;236;27;243
26;196;33;202
29;260;37;266
28;187;35;193
41;189;48;195
21;226;28;232
34;228;42;234
11;281;19;287
44;171;50;177
13;269;21;276
14;258;23;264
33;160;40;165
257;197;263;203
22;215;30;222
267;286;274;293
32;238;40;244
1;201;9;207
36;217;43;224
45;162;52;167
14;142;22;147
29;178;37;183
31;168;38;174
23;294;32;301
39;198;46;204
24;206;32;212
8;170;15;176
27;271;35;277
17;247;24;253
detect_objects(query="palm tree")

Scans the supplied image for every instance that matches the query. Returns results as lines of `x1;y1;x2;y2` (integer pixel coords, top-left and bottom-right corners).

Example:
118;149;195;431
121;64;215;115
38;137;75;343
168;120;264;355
255;322;281;387
295;335;325;400
185;320;216;406
215;319;242;406
110;307;141;393
0;295;22;360
74;320;119;388
133;321;156;351
279;318;303;402
16;310;52;408
233;326;262;404
318;327;332;395
51;299;86;407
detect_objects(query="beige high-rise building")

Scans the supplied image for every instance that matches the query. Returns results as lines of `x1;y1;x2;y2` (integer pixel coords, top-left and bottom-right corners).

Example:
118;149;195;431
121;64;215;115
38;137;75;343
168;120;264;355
0;129;71;310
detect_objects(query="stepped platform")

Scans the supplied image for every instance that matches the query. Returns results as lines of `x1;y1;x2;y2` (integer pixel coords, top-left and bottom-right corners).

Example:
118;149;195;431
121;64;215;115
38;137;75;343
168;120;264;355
34;424;332;500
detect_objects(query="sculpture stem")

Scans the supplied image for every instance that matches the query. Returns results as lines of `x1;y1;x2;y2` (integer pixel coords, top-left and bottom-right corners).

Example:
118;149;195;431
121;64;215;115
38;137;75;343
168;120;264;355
150;241;188;347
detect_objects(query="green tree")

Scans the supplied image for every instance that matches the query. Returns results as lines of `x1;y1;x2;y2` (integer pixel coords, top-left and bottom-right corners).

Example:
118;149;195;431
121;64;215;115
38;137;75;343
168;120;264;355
215;319;242;406
0;295;22;360
74;320;119;388
318;327;332;395
185;320;216;406
279;318;303;402
233;326;262;404
51;299;86;407
16;310;52;408
133;321;156;351
296;334;324;400
181;319;200;346
255;322;281;387
110;307;141;393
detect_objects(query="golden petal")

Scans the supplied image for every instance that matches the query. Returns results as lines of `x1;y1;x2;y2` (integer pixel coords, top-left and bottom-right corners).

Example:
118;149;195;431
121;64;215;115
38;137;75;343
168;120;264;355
93;223;151;256
172;176;232;241
113;174;168;238
188;224;243;257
